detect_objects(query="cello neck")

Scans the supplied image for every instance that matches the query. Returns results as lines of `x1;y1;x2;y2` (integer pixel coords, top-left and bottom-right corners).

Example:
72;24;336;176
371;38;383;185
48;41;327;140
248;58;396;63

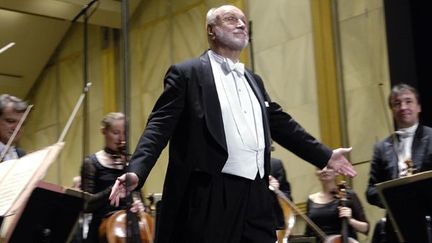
341;206;349;243
337;182;350;243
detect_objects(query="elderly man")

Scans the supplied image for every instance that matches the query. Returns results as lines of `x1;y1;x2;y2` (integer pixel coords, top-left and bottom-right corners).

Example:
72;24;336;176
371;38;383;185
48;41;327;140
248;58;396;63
110;5;356;243
0;94;28;161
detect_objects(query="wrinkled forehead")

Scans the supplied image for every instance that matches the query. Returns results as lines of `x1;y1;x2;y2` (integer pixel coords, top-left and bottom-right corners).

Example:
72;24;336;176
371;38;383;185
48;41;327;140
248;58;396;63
214;5;246;19
0;107;24;122
1;104;20;115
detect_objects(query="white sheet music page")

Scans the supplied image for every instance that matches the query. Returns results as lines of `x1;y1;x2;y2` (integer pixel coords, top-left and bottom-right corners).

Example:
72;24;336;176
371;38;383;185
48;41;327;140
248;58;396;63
0;142;64;216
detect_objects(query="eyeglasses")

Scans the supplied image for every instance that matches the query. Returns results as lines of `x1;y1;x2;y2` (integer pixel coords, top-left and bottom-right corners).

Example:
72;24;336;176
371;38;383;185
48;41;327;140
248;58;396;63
222;15;247;25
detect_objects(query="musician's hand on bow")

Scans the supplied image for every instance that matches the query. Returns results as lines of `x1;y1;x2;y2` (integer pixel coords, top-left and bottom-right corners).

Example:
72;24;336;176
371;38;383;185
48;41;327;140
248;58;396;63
268;175;280;190
109;172;139;206
327;147;357;177
338;206;352;220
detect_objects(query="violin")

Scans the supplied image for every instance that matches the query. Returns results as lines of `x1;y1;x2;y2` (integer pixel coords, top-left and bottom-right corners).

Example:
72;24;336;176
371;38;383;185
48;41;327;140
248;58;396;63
99;192;155;243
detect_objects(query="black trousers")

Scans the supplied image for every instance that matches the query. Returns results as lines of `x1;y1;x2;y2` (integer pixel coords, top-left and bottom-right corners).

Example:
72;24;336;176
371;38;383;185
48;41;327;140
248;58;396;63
173;172;277;243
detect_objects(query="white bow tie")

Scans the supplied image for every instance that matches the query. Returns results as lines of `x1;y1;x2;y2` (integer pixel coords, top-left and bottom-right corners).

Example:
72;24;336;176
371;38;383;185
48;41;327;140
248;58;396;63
395;130;414;139
223;60;245;77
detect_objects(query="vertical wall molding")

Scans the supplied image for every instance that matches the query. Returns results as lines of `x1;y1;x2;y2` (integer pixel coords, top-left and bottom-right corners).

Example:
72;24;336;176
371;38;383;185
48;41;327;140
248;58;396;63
310;0;344;149
102;28;119;113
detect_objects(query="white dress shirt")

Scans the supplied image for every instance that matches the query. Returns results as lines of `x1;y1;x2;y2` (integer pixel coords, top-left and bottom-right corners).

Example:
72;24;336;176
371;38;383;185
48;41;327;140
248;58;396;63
0;142;19;161
396;123;418;177
208;50;265;180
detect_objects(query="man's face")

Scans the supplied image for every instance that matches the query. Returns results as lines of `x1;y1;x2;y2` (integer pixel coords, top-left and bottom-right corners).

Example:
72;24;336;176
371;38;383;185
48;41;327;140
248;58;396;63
0;105;24;144
390;90;421;128
212;6;249;51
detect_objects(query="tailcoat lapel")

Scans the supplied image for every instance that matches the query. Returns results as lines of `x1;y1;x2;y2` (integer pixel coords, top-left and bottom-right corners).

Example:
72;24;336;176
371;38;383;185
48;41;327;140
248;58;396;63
198;54;227;152
412;126;428;170
244;71;272;171
244;71;271;150
383;139;399;179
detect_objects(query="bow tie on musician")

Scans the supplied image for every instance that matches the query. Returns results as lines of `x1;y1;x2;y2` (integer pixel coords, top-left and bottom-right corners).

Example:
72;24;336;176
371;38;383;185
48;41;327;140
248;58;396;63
78;112;154;243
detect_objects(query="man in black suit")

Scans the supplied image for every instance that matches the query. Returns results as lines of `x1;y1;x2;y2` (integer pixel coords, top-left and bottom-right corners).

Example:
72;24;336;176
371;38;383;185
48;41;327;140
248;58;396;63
0;94;28;161
110;5;356;243
366;83;432;242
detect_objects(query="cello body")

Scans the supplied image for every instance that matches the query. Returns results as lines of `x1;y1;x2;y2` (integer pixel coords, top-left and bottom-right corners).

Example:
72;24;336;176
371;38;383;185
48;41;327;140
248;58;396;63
99;209;154;243
275;196;295;243
324;235;359;243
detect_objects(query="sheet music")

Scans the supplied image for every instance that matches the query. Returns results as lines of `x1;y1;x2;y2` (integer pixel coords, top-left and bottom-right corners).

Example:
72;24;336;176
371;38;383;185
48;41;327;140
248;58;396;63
0;159;14;186
0;143;64;216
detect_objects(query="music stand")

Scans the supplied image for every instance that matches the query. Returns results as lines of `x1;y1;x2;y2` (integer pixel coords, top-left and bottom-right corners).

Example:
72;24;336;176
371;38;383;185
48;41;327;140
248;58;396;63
377;170;432;243
6;181;84;242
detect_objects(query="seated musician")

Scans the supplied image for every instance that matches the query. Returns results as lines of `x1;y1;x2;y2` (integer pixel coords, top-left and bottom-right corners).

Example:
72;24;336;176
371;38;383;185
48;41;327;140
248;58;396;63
305;167;369;242
269;156;294;241
0;94;28;161
80;112;145;242
366;83;432;242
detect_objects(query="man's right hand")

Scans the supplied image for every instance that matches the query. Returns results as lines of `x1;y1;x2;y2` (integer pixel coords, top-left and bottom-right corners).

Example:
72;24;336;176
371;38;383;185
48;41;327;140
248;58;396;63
327;147;357;177
109;172;139;206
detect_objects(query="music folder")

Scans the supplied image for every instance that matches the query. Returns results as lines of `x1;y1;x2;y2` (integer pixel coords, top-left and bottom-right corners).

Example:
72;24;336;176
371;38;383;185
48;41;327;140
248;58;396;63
0;142;70;242
6;181;84;243
377;170;432;243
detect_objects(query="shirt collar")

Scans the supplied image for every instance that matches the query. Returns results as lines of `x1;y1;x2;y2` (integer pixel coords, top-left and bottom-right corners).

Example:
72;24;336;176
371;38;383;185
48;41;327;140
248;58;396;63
208;50;244;77
396;123;418;138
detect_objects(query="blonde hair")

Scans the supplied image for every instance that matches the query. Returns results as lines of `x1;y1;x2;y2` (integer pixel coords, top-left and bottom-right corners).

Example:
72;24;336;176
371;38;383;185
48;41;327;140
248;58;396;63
101;112;125;129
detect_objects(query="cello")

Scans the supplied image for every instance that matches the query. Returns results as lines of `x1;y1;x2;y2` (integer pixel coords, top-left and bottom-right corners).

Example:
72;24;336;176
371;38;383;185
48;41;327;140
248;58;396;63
99;192;155;243
325;181;359;243
98;142;155;243
270;184;359;243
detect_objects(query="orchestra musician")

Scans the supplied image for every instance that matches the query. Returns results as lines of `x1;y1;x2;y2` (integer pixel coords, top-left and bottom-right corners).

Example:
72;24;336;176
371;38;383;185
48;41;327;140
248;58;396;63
269;156;294;242
80;112;145;242
269;157;293;230
109;4;356;243
366;83;432;242
0;94;28;161
305;167;369;242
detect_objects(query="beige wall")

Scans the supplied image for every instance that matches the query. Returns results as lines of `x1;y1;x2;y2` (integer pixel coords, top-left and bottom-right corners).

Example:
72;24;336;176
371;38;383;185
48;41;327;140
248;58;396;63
248;0;322;220
250;1;391;241
337;0;390;241
21;24;107;186
20;0;391;242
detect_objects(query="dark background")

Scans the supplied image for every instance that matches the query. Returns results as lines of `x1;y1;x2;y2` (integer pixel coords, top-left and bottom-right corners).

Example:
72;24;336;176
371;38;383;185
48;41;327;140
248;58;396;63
384;0;432;127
